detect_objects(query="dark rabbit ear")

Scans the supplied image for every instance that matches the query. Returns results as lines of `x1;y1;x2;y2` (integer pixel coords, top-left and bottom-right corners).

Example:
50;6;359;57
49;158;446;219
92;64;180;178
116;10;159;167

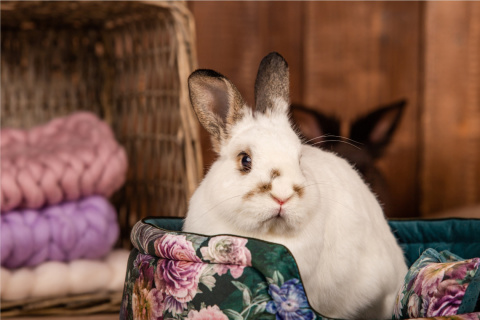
189;69;246;152
254;52;290;114
290;104;340;143
350;99;407;158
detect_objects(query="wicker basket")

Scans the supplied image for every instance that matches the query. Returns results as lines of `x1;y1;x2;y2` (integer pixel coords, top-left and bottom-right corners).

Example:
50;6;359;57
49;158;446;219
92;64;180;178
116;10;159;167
1;291;123;317
1;0;203;246
1;1;202;316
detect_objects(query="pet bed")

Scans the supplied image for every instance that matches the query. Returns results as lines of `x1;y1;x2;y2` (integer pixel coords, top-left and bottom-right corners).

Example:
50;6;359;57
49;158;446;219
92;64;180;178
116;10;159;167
120;218;480;320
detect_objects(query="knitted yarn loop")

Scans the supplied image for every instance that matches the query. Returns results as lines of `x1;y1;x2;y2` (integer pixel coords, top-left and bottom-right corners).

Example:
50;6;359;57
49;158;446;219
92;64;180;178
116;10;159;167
0;196;120;269
1;112;128;212
0;249;130;301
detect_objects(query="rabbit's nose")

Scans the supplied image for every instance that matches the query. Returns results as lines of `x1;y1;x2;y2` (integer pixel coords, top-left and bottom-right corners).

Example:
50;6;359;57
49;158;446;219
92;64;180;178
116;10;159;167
270;194;292;205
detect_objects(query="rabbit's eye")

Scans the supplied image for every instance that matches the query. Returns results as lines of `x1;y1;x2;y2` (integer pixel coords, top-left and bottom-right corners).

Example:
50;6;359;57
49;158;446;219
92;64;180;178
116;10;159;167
238;152;252;173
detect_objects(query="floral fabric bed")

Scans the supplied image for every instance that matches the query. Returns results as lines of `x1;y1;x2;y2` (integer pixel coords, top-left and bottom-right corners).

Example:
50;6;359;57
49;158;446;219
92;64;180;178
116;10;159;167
393;249;480;319
120;218;480;320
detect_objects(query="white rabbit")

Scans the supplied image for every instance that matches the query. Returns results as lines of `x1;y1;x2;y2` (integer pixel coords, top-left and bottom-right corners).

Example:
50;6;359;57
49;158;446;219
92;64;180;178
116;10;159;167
183;52;407;320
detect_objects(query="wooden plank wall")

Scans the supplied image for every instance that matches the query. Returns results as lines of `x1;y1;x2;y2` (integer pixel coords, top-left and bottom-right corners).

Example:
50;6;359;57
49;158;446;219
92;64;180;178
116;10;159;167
422;2;480;215
188;1;480;218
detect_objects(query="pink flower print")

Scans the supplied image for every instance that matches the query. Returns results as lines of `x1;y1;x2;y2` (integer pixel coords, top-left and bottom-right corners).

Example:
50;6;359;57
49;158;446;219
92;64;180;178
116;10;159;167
427;279;467;317
444;258;480;281
414;262;450;296
414;314;480;320
201;236;252;279
132;287;164;320
154;259;206;315
154;234;202;263
132;272;165;320
187;305;229;320
407;294;421;318
134;254;154;274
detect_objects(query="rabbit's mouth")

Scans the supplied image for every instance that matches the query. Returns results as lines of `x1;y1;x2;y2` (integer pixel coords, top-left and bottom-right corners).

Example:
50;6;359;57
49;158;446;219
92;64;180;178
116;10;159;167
261;207;299;233
263;209;284;223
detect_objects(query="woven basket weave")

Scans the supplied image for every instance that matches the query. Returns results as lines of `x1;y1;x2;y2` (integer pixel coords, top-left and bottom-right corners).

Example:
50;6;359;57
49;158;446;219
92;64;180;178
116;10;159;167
1;0;202;247
1;1;202;316
1;291;122;317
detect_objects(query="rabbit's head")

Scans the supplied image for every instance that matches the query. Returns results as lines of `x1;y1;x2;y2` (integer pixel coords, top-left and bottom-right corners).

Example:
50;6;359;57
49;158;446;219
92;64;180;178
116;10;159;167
187;53;317;236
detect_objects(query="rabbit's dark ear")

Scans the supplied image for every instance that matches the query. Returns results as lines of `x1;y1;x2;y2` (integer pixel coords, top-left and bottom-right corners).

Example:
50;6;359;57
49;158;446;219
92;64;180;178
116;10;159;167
291;104;340;144
351;99;407;158
189;69;247;152
254;52;290;114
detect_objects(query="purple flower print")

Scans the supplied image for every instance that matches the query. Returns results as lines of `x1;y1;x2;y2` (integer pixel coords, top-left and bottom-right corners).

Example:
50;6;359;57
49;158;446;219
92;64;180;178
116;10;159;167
427;279;467;317
201;236;252;279
444;258;480;281
394;251;480;320
413;313;480;320
406;257;480;318
266;279;315;320
133;254;156;288
414;263;449;296
154;259;206;315
132;284;164;320
154;234;202;262
151;234;207;314
134;253;154;272
131;222;168;253
132;259;165;320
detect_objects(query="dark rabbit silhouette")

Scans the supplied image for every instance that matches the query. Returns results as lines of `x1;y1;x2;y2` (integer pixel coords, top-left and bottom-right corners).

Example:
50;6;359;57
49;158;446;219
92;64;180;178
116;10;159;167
290;100;406;215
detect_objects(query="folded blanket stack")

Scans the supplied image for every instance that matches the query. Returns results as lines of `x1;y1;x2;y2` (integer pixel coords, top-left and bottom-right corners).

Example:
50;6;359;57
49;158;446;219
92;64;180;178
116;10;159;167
1;112;127;212
0;112;130;301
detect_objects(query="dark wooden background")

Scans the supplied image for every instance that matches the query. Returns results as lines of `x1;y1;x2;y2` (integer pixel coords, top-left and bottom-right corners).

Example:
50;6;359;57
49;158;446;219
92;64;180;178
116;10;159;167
188;1;480;219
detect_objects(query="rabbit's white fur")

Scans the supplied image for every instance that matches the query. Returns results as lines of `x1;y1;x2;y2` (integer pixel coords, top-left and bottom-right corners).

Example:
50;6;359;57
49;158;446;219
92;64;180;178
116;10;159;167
184;53;407;319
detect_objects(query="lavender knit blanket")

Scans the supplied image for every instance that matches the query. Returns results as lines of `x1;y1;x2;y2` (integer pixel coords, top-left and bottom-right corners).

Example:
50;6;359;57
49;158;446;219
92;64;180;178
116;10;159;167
0;196;119;269
1;112;128;212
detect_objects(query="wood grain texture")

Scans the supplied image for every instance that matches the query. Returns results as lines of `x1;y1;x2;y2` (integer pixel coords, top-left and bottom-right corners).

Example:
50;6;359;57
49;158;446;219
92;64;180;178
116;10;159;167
422;2;480;215
303;2;421;217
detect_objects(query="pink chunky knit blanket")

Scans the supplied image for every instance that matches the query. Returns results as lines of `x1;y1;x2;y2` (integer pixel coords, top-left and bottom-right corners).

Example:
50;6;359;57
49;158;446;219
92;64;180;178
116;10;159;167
1;112;128;212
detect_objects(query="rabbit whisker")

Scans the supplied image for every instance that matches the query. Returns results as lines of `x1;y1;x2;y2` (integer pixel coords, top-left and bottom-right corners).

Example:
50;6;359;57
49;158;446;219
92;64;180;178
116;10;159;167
302;134;363;147
322;134;363;146
303;135;328;144
310;139;362;150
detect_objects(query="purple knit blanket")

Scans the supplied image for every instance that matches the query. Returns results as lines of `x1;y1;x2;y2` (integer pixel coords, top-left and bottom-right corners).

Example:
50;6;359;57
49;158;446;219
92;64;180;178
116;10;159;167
0;196;119;269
